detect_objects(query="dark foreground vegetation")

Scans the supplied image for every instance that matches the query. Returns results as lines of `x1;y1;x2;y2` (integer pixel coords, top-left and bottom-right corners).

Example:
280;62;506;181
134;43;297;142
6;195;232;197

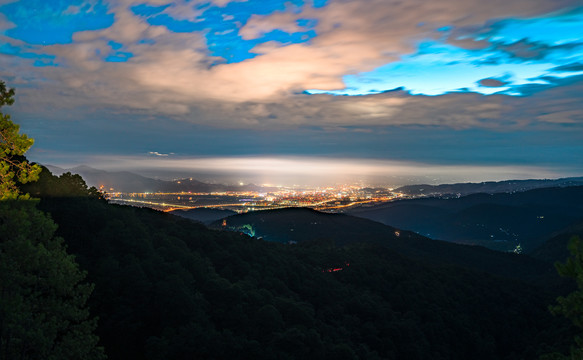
9;167;578;359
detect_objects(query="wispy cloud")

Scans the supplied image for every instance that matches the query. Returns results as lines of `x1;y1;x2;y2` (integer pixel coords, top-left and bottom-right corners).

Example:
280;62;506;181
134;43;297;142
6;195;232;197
148;151;171;157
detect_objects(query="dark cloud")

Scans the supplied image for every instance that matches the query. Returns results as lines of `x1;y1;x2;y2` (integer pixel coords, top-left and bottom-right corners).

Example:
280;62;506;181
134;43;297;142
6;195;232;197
478;78;507;87
381;86;406;93
551;62;583;72
506;41;582;61
493;39;550;59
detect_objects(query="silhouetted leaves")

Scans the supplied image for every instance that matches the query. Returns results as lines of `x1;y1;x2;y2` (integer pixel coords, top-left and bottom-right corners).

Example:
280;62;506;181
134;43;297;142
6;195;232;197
0;201;105;360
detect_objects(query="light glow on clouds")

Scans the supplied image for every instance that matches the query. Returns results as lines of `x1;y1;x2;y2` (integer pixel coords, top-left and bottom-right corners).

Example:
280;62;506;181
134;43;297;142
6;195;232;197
74;155;569;186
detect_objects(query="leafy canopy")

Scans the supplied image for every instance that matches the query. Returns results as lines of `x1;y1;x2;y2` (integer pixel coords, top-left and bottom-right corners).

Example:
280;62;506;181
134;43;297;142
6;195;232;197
0;81;105;359
0;201;106;360
0;81;41;200
548;236;583;359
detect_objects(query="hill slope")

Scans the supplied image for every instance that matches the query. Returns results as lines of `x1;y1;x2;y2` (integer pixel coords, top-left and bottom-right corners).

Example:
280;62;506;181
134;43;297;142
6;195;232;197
213;207;557;284
348;186;583;251
20;170;576;360
40;197;573;360
170;207;237;224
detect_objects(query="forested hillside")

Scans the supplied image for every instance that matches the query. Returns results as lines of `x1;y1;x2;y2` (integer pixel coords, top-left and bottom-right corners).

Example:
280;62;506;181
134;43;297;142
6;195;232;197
348;186;583;252
17;168;576;359
214;207;559;284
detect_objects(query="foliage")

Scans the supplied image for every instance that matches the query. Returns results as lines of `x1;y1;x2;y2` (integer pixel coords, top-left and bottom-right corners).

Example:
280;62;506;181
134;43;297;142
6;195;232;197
0;200;106;360
21;166;104;199
0;80;105;359
547;236;583;359
0;81;41;200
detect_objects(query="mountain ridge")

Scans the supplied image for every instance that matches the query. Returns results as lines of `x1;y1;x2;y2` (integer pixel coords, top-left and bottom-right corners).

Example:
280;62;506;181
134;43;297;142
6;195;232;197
395;176;583;197
45;164;276;193
347;185;583;251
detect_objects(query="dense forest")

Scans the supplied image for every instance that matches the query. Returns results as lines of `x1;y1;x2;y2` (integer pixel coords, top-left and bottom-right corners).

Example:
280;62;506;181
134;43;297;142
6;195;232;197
4;167;578;359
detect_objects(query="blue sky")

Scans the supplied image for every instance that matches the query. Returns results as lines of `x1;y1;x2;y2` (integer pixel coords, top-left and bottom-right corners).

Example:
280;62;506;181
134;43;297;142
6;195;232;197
1;0;582;185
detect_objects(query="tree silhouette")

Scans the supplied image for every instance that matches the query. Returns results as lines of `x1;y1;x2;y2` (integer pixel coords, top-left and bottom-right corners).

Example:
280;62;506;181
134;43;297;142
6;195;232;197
0;81;105;359
0;81;40;200
547;236;583;359
0;201;106;360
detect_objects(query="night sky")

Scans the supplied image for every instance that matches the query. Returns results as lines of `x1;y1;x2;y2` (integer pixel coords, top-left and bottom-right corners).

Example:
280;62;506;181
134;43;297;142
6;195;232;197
1;0;582;185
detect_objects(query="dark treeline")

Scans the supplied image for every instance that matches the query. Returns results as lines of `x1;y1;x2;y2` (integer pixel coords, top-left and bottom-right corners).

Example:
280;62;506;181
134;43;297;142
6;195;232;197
19;167;576;359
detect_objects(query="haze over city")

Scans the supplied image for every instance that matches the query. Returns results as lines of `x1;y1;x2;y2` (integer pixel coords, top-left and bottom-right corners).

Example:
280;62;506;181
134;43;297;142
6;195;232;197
1;0;582;185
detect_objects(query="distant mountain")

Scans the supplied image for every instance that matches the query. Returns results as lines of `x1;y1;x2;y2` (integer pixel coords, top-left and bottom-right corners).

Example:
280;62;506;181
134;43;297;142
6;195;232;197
395;177;583;197
348;186;583;252
65;165;167;192
45;165;276;193
170;208;237;224
45;164;67;175
212;207;555;284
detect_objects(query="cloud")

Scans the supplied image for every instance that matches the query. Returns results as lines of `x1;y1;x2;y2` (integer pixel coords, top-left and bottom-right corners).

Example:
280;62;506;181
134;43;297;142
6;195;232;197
148;151;170;157
239;11;304;40
2;0;582;132
0;0;18;7
9;48;583;131
478;78;507;87
0;8;14;31
211;0;248;7
515;76;583;125
492;39;549;59
552;62;583;72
